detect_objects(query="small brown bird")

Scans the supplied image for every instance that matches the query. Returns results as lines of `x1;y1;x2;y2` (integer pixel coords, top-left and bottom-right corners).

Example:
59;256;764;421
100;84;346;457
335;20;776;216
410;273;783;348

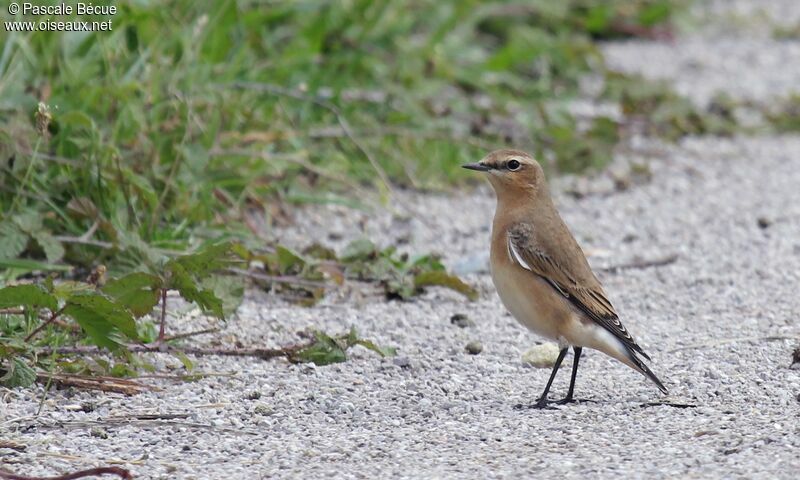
464;149;667;408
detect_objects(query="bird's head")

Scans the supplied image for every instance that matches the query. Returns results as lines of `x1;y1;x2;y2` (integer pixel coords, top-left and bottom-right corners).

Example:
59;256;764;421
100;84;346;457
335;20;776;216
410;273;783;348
462;149;545;198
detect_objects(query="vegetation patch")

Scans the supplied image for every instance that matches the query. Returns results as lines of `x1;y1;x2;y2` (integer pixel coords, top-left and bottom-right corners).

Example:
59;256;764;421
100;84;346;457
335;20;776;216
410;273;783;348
1;1;688;386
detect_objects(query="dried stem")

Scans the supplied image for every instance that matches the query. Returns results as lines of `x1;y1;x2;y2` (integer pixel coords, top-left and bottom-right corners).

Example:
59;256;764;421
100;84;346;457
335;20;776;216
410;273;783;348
35;373;152;395
599;254;678;273
0;466;132;480
157;288;167;343
38;342;314;361
24;307;66;342
163;328;219;342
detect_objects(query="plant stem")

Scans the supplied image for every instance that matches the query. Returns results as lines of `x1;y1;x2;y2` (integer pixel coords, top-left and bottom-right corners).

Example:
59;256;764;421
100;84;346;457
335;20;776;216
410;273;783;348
24;307;66;343
158;288;167;343
0;466;132;480
38;341;314;361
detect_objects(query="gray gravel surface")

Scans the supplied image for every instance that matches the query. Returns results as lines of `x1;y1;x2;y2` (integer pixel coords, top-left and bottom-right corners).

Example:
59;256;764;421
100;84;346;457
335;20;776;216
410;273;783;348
4;3;800;479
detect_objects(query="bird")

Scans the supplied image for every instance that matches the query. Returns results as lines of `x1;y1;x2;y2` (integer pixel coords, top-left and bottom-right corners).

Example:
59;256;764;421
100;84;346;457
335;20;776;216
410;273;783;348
463;149;667;408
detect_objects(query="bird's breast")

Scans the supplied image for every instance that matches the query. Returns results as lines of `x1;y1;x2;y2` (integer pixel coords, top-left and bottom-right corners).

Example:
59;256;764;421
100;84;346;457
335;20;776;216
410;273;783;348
489;246;567;341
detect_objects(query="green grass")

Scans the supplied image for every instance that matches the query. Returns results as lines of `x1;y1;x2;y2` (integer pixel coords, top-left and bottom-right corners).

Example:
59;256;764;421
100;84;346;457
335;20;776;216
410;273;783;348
0;0;684;278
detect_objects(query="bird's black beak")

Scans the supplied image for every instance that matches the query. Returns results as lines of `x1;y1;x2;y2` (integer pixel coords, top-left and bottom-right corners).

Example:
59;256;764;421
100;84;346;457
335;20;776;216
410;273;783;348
462;162;491;172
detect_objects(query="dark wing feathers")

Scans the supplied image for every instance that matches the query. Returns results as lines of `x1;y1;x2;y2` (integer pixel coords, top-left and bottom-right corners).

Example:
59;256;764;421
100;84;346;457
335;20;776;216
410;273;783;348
507;226;650;361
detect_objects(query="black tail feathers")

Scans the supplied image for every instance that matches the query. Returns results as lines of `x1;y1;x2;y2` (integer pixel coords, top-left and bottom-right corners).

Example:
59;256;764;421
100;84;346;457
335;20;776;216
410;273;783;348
627;349;668;395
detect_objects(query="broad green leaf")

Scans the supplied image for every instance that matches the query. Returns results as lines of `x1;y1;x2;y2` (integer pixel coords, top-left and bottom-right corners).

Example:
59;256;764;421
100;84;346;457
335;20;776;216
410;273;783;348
413;271;479;300
109;362;138;378
0;284;58;310
341;238;377;262
52;281;94;300
33;231;65;263
64;293;139;349
102;272;162;318
275;245;305;274
137;320;158;344
0;222;28;260
230;242;252;261
11;212;43;233
200;275;244;318
0;357;37;388
291;331;347;366
167;263;224;319
168;241;236;278
117;231;165;270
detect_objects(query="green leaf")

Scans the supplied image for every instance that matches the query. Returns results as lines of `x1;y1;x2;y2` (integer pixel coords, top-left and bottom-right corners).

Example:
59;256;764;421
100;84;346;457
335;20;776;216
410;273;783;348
167;263;224;319
102;272;162;318
32;231;65;263
64;293;139;349
0;357;37;388
341;238;377;262
0;222;28;260
173;351;195;371
52;281;94;300
291;331;347;366
200;275;244;318
275;245;305;274
136;320;158;344
11;212;43;233
354;339;397;358
0;258;72;272
168;241;236;278
0;284;58;310
413;271;479;300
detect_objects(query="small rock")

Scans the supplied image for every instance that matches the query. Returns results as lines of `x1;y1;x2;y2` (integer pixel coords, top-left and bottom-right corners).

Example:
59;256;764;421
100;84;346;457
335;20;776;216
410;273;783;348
90;427;108;439
522;343;560;368
450;313;475;328
465;341;483;355
757;217;772;229
245;391;262;400
253;404;274;416
393;356;412;369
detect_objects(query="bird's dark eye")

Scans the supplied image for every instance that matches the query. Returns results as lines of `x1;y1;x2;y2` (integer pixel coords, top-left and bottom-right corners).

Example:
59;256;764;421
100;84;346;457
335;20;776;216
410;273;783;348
507;159;521;171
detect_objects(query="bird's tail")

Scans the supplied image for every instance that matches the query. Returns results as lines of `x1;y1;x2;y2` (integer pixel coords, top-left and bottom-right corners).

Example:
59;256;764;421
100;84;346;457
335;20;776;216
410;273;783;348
626;349;668;395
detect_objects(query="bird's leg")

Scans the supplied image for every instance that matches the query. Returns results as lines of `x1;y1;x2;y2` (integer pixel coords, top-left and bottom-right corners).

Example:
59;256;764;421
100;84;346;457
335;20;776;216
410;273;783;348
555;346;582;405
530;347;568;409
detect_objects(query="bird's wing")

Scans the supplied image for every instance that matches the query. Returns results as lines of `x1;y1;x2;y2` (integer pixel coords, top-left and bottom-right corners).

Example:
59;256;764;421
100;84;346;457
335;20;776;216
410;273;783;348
507;224;650;360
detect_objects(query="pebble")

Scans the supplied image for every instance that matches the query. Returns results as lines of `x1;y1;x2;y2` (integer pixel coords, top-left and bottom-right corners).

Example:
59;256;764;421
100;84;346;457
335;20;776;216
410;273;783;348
522;343;561;368
450;313;475;328
465;341;483;355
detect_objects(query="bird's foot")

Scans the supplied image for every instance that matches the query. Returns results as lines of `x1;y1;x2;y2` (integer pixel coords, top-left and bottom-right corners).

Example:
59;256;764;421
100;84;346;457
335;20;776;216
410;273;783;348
553;397;595;405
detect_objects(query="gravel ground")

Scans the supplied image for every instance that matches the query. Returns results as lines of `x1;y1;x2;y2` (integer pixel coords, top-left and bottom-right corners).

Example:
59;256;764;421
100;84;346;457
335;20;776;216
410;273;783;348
3;3;800;479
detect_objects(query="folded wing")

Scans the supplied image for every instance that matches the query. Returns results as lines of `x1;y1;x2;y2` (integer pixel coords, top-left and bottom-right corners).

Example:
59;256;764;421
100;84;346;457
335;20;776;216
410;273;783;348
506;224;651;361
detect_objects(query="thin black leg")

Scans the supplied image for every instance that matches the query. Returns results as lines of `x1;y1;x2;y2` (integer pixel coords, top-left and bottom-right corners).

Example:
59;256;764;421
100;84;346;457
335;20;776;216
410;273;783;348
532;347;568;409
556;346;582;404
